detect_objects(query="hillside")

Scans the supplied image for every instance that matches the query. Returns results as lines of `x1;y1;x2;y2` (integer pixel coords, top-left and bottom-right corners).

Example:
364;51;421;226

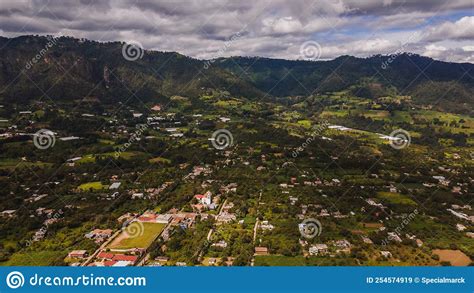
0;35;263;105
0;35;473;114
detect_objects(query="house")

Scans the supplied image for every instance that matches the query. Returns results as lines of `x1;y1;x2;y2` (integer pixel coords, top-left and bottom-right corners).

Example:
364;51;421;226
309;244;328;256
415;239;423;247
361;236;373;244
97;252;115;260
259;221;274;231
112;260;133;267
195;191;212;205
171;213;197;228
113;254;138;263
109;182;121;190
447;209;471;222
254;247;269;256
68;250;88;259
211;240;228;249
387;232;402;243
216;212;236;224
33;229;46;241
155;256;169;264
132;192;145;199
334;239;352;252
151;105;162;111
319;209;330;217
59;136;81;141
208;258;218;265
156;214;172;224
380;251;392;258
0;210;16;217
85;229;113;242
289;196;298;205
456;223;467;231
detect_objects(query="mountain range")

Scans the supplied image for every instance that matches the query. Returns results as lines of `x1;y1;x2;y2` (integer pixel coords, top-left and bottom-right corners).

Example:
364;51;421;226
0;35;473;114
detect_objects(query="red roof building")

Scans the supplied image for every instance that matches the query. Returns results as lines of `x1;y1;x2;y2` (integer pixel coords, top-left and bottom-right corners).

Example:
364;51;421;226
112;254;138;263
97;252;114;260
103;260;117;267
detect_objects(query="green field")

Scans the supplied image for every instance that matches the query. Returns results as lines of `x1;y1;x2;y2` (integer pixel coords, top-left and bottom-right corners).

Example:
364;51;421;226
254;255;358;266
77;151;139;164
377;192;417;206
0;251;66;266
78;181;108;191
108;222;166;250
149;157;171;164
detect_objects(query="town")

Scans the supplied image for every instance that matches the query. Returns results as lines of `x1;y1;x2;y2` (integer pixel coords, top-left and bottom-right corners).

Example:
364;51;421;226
1;84;473;267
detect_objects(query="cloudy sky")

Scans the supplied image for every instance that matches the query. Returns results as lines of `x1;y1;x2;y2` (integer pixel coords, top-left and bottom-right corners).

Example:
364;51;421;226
1;0;473;62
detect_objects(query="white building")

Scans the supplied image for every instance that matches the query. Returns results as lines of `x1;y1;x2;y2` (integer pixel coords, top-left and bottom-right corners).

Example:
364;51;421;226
309;244;328;256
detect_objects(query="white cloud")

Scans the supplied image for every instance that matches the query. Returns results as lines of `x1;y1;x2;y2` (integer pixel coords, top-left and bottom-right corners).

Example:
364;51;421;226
424;16;474;42
0;1;472;63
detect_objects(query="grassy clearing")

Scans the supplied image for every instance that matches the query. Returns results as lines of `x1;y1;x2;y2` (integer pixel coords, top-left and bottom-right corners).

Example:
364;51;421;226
433;249;471;266
377;192;417;206
254;255;358;266
362;110;390;120
0;251;66;266
297;120;312;128
77;151;138;163
149;157;171;164
320;110;349;118
78;181;107;191
108;222;166;250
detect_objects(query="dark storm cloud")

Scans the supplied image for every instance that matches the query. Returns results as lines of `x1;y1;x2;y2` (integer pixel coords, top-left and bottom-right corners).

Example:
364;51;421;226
0;0;472;62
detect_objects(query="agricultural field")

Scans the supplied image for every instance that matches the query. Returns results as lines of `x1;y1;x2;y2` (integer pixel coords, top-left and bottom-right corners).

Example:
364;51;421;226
108;222;166;250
